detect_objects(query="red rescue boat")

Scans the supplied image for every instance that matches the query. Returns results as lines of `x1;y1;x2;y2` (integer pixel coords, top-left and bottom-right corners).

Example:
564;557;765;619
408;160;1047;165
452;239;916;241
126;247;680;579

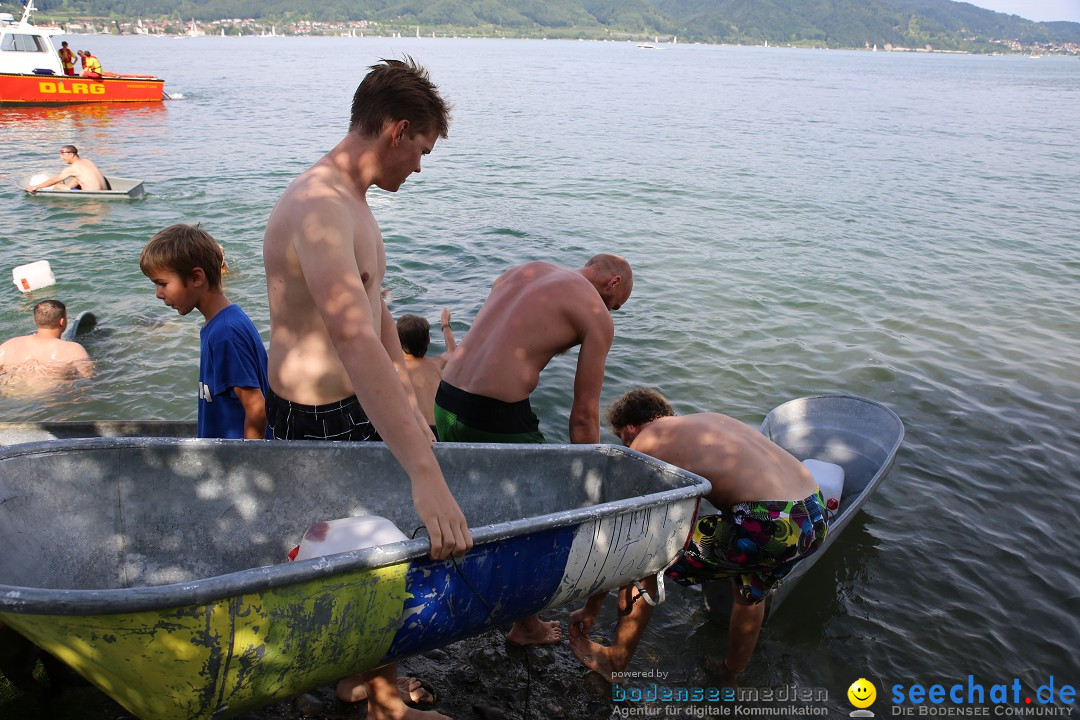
0;1;164;105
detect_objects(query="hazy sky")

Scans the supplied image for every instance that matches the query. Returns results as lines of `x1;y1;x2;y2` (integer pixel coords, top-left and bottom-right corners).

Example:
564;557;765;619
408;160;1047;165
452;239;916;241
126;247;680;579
961;0;1080;23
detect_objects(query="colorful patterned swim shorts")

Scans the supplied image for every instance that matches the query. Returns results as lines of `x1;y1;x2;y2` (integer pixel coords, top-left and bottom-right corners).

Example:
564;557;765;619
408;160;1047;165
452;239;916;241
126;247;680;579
666;491;829;603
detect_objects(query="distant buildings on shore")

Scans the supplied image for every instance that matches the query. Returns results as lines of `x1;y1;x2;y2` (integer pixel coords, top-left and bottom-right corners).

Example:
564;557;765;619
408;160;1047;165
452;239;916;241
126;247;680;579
46;16;1080;55
55;17;378;38
874;39;1079;55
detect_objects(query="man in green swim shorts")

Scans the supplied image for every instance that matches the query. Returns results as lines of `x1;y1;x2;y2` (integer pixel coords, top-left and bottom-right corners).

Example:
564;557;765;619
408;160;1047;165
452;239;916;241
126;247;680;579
569;388;829;684
436;254;634;643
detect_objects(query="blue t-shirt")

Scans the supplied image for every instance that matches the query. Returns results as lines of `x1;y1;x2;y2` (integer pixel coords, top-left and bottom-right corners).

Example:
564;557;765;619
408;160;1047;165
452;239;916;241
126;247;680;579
198;304;269;439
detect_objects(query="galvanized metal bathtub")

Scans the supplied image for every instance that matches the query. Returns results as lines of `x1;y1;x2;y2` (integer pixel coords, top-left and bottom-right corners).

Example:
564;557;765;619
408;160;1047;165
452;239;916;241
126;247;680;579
0;439;709;719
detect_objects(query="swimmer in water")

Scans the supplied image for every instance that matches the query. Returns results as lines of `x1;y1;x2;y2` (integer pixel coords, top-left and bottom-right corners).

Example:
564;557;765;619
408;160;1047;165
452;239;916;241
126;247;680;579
0;300;93;393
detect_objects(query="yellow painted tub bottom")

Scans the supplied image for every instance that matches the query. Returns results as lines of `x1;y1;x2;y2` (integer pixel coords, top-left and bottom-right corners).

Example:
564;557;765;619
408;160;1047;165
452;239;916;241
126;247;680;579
1;562;409;720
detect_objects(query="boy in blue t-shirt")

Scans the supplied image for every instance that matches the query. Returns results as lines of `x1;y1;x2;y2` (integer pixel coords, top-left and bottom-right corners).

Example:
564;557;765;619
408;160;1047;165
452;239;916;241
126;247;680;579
140;223;269;439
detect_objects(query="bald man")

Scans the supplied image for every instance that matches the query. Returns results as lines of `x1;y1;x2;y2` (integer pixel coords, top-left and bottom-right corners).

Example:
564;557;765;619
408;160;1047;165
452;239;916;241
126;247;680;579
436;254;633;645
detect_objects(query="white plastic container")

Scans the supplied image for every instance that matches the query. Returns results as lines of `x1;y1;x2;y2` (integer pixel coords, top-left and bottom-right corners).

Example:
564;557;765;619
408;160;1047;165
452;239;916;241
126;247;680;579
803;458;845;517
12;260;56;293
291;515;408;561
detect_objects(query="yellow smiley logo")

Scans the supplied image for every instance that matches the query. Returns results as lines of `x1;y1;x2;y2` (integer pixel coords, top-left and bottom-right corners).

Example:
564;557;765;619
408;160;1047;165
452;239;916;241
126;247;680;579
848;678;877;708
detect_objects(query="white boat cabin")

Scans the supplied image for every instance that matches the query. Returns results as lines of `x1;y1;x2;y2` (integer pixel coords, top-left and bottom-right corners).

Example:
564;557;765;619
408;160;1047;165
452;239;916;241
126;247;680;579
0;1;65;76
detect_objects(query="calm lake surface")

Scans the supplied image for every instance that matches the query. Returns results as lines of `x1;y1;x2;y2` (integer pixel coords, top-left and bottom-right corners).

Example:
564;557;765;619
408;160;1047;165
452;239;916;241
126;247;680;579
1;36;1078;714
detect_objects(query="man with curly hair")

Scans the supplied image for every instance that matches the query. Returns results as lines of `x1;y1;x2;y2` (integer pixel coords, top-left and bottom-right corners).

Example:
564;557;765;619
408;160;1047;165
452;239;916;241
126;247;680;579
570;388;829;684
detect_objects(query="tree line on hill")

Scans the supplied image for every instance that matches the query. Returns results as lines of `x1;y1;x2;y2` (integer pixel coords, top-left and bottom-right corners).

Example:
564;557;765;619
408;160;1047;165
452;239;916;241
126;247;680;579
20;0;1080;49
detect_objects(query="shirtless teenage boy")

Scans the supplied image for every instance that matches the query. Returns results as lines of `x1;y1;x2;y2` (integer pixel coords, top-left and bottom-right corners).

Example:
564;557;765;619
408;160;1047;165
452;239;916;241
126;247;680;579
435;255;632;645
569;388;829;684
397;307;457;435
263;57;470;720
26;146;107;193
0;300;93;388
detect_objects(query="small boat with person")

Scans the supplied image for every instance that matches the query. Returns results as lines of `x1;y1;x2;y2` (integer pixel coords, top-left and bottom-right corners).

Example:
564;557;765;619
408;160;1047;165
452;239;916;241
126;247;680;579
22;174;146;198
0;0;165;105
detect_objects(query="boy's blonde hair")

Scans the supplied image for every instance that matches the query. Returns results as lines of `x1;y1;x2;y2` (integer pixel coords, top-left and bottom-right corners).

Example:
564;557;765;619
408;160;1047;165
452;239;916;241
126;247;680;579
140;223;225;290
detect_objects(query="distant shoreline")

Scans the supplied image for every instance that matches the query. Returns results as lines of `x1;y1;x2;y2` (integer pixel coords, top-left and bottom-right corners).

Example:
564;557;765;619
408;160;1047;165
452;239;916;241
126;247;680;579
25;13;1078;56
42;32;1080;57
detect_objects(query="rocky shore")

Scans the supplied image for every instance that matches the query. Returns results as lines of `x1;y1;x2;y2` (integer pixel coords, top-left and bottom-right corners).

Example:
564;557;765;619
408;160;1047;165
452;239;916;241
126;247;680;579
238;604;616;720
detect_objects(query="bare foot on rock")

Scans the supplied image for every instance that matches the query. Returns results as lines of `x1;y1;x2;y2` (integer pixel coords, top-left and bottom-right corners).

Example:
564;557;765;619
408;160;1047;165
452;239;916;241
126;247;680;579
569;630;623;683
506;614;562;645
336;673;437;705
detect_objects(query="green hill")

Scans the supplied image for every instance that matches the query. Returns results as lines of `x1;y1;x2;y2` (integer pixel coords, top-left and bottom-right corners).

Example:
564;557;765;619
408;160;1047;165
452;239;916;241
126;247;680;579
14;0;1080;49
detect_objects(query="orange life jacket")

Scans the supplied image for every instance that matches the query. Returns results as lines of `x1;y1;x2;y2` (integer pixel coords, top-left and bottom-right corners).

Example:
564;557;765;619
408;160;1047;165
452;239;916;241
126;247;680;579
58;47;75;72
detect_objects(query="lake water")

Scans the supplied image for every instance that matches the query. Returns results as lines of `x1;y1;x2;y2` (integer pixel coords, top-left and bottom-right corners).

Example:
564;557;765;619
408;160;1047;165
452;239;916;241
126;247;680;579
1;36;1078;715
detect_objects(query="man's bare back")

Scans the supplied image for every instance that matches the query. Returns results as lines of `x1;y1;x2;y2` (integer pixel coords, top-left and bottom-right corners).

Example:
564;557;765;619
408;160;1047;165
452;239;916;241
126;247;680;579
442;260;626;403
63;157;107;191
404;355;442;426
570;391;828;684
627;413;818;508
0;329;93;396
0;334;91;370
435;255;631;647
